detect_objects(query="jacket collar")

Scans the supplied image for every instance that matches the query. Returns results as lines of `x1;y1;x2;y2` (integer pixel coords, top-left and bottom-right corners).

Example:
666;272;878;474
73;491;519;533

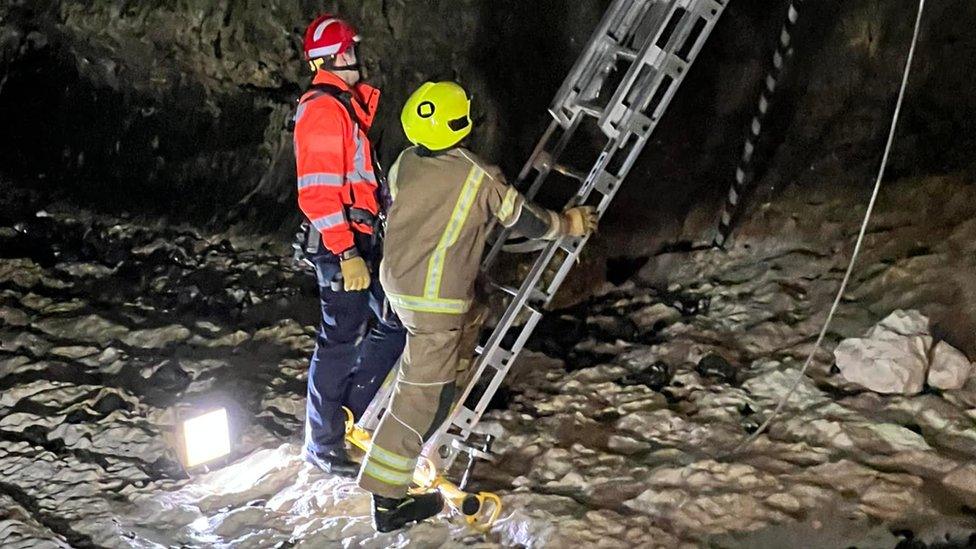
312;71;381;129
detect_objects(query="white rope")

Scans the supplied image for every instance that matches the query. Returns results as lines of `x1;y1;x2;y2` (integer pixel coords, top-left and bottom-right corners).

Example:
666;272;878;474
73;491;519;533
730;0;927;456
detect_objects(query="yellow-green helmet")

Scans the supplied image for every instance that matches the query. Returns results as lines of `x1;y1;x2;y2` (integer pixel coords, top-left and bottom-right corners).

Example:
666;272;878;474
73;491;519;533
401;81;472;151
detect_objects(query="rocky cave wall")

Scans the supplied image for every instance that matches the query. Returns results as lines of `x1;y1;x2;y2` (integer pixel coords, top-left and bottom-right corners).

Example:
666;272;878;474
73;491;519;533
0;0;606;232
3;0;975;244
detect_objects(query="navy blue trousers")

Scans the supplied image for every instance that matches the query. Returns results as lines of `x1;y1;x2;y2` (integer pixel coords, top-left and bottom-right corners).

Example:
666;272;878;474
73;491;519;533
304;250;406;456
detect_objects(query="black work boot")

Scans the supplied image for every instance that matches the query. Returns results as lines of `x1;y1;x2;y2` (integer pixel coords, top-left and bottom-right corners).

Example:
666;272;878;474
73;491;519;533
303;446;359;478
372;492;444;533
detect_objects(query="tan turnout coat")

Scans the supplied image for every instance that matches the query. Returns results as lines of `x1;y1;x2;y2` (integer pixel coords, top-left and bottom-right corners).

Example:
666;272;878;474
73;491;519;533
380;146;524;330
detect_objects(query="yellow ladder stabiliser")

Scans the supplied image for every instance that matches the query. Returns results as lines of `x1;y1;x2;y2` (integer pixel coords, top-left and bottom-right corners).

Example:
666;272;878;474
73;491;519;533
343;408;502;531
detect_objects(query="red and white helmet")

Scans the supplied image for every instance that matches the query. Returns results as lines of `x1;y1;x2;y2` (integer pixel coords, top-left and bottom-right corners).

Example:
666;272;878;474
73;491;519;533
303;15;361;61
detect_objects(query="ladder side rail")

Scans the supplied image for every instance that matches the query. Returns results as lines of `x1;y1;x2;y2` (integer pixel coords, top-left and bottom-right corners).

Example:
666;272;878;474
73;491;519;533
459;307;544;438
448;241;563;431
598;2;690;138
550;0;652;125
607;0;728;139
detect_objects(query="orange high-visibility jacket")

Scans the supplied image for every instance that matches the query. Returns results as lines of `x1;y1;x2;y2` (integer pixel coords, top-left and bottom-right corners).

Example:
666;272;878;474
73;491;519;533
293;71;381;254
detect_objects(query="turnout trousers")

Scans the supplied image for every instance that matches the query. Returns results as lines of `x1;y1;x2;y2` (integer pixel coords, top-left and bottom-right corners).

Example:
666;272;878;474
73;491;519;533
304;243;406;457
357;307;484;498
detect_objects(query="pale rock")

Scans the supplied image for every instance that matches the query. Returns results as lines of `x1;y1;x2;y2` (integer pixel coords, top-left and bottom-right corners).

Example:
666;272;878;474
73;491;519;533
552;471;586;488
858;422;931;452
48;345;100;359
0;305;30;326
0;258;44;288
56;262;116;278
861;450;958;478
1;331;53;355
1;381;68;407
941;463;976;507
0;356;34;378
536;448;573;480
867;309;930;339
607;435;651;455
764;493;802;514
123;325;191;348
39;300;87;314
0;412;66;431
201;330;251;348
742;366;827;405
629;303;681;332
834;311;932;394
928;340;973;390
194;320;222;333
34;314;130;345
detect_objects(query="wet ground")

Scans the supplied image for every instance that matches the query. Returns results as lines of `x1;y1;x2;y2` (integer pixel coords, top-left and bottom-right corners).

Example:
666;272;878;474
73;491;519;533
2;175;976;548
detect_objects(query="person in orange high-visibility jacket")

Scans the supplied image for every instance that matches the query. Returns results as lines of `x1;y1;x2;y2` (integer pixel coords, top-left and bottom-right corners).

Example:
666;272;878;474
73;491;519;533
294;14;405;479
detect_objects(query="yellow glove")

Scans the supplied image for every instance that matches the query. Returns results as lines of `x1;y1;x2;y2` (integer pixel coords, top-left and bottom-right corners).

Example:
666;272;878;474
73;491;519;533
340;256;371;291
562;205;598;237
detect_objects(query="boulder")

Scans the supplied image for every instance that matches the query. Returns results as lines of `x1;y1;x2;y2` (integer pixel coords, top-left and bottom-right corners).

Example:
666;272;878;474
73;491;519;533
834;310;932;394
928;341;973;390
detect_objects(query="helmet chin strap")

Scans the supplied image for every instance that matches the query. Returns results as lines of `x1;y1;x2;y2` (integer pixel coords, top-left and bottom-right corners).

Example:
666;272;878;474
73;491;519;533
321;46;361;75
332;62;361;73
309;57;361;77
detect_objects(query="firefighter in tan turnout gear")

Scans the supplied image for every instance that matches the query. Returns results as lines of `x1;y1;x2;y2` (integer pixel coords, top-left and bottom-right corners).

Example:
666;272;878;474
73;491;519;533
358;81;598;532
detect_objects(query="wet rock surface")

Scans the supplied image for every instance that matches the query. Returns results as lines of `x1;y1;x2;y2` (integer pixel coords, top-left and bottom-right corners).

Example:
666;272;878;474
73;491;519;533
2;174;976;548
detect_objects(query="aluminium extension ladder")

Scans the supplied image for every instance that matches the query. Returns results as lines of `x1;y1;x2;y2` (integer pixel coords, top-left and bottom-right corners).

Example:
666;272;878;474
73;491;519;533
358;0;728;489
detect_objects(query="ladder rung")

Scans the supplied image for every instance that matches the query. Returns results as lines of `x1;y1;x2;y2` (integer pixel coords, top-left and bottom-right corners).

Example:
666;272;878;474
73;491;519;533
488;279;549;305
612;44;638;61
552;163;588;182
560;238;583;254
594;172;620;194
475;346;514;369
576;101;603;118
488;348;514;366
492;282;519;297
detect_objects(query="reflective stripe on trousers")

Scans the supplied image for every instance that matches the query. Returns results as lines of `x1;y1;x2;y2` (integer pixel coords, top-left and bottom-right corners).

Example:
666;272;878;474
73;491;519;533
357;327;463;498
